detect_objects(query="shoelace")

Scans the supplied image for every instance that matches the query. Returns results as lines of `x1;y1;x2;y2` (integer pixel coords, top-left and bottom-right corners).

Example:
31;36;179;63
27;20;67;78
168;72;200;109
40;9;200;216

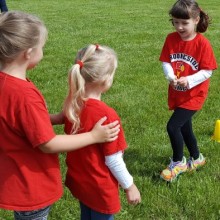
167;159;180;179
168;158;180;170
188;156;202;168
188;157;193;163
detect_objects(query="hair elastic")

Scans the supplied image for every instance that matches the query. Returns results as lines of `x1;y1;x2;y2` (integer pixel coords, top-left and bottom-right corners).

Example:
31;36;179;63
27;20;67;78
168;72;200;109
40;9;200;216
76;60;84;69
95;44;99;50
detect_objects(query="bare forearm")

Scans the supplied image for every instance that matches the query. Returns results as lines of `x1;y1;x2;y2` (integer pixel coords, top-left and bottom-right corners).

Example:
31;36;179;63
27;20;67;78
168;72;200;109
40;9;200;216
39;133;96;153
40;117;120;153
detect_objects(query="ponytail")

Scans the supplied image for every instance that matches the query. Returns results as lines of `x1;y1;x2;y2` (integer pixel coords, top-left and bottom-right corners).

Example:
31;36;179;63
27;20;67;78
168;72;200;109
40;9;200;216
63;44;117;134
169;0;211;33
197;9;210;33
63;64;86;134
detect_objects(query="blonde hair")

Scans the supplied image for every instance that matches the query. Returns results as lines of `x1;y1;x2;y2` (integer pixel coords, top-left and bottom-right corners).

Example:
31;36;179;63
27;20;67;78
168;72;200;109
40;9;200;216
0;11;48;64
63;44;118;133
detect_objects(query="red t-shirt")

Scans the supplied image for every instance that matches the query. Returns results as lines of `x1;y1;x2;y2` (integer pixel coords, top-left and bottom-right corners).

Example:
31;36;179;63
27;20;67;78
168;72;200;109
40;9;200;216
0;72;63;211
160;32;217;110
65;99;127;214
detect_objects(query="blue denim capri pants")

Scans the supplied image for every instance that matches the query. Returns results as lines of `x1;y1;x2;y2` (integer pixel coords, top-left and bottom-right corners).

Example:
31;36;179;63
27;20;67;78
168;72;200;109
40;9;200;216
14;206;51;220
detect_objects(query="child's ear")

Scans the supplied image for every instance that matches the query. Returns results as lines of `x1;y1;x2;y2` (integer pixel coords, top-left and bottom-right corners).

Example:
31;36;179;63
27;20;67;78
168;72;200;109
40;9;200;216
195;15;200;25
24;48;33;59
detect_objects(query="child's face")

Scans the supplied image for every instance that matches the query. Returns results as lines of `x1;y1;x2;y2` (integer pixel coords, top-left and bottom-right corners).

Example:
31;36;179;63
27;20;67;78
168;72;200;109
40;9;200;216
27;40;45;70
172;16;200;41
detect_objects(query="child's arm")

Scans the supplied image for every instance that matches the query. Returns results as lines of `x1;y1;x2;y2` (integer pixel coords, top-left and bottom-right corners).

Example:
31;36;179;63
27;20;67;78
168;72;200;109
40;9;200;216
125;183;141;205
162;62;177;87
105;151;141;205
178;70;212;89
162;62;176;81
50;112;64;125
39;117;120;153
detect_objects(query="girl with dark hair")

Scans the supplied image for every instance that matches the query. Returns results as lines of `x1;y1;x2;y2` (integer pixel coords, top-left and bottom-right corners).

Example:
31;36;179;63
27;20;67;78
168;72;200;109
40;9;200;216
159;0;217;182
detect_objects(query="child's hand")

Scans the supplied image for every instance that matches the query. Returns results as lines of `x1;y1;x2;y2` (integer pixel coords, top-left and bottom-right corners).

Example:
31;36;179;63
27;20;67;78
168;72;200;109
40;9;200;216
91;117;120;143
169;76;178;88
125;183;141;205
177;77;188;87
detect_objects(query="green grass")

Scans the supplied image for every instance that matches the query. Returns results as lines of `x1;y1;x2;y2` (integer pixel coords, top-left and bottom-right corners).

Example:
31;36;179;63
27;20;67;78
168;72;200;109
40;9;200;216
1;0;220;219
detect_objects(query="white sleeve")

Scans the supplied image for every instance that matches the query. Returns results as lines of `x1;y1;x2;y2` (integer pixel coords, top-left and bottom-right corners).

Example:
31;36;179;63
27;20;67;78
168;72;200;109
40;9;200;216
162;62;176;81
187;70;212;89
105;151;133;189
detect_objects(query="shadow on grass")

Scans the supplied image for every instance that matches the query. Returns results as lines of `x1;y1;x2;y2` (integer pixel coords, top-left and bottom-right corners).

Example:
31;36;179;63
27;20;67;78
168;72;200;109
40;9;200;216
124;148;170;184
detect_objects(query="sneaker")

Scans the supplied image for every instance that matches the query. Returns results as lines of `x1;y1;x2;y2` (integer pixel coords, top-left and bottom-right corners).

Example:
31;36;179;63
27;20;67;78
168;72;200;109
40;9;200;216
187;153;206;171
160;156;187;182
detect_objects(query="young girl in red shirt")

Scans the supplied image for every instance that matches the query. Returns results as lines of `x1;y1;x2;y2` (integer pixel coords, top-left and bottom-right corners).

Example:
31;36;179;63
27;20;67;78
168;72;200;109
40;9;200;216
63;44;141;220
159;0;217;182
0;11;119;220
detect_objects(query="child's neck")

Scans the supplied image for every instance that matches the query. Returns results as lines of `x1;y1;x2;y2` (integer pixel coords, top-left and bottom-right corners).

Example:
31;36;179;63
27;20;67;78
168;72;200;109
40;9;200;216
85;84;103;100
86;93;102;100
1;64;27;80
180;32;197;41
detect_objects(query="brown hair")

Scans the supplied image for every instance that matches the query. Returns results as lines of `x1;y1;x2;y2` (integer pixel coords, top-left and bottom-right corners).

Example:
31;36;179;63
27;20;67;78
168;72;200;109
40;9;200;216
169;0;210;33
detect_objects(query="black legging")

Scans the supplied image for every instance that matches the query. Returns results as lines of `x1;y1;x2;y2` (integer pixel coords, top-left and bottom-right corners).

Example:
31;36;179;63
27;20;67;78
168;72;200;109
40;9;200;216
167;107;200;162
0;0;8;12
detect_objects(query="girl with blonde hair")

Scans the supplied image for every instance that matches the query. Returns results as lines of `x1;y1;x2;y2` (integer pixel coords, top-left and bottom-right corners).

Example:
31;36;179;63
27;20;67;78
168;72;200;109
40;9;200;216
63;44;141;220
0;11;119;220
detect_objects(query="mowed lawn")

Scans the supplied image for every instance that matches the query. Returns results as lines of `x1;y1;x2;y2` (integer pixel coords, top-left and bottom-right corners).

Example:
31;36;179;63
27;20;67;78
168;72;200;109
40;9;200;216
1;0;220;219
